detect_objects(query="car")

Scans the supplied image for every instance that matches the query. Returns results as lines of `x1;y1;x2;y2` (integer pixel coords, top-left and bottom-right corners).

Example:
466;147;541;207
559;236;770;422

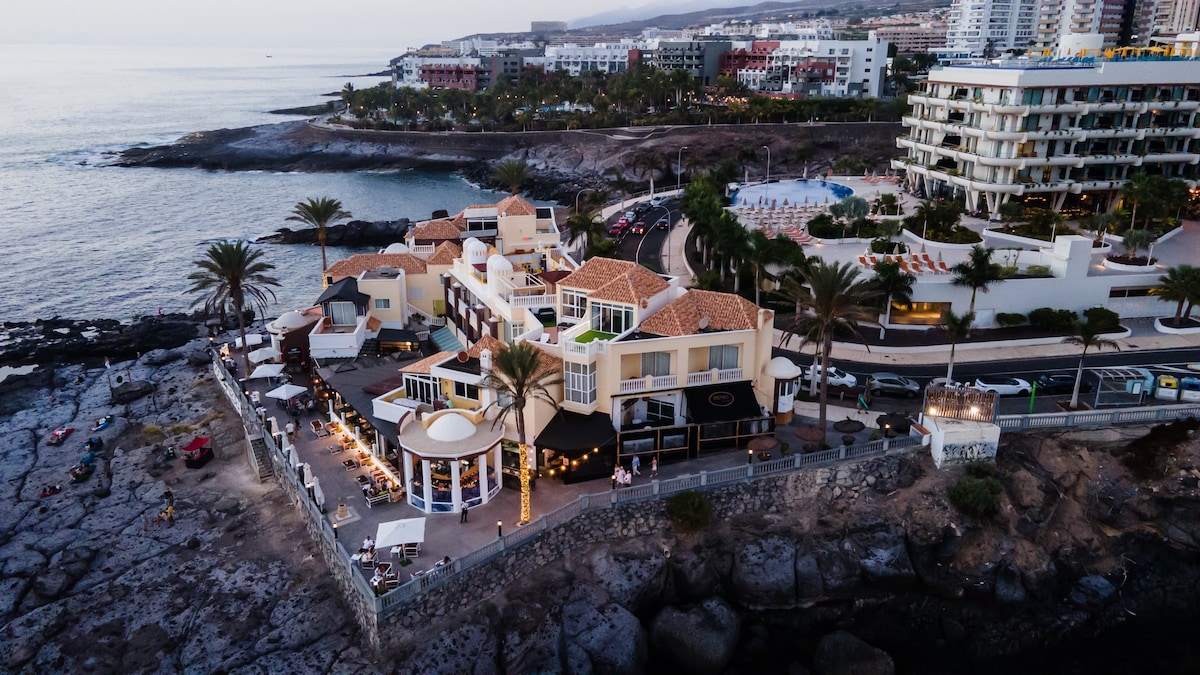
608;221;627;236
867;373;921;398
623;211;636;221
1034;373;1095;395
634;203;652;215
972;376;1033;396
802;364;858;388
631;220;647;234
927;377;963;389
655;216;670;230
650;195;669;207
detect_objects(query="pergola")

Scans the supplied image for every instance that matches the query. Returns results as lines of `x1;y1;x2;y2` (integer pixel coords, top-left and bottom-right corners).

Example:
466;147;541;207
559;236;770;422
398;409;503;514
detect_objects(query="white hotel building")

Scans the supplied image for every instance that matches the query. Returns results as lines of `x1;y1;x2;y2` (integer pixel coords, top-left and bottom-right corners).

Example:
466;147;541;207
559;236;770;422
893;49;1200;216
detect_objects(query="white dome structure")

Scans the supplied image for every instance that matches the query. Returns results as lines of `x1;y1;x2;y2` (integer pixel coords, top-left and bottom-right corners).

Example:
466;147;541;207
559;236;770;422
382;242;410;254
267;310;310;334
464;238;487;267
766;356;803;380
426;412;477;442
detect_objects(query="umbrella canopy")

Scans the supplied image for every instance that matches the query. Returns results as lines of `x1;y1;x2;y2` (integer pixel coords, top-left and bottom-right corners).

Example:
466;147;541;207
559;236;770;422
265;383;307;400
375;517;427;549
234;334;264;349
249;347;282;364
248;363;286;379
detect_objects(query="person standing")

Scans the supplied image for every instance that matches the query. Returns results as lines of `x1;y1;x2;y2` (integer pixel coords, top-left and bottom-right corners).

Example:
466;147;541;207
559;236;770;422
460;504;469;523
651;457;658;479
284;420;295;441
631;455;641;476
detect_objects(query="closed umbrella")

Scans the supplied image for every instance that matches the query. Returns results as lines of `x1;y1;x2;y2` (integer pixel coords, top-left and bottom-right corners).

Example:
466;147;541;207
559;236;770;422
248;363;285;379
265;383;307;400
249;347;282;364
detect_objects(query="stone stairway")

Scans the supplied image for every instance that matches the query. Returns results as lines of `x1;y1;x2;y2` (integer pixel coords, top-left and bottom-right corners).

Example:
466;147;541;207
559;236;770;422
359;337;382;358
249;436;273;482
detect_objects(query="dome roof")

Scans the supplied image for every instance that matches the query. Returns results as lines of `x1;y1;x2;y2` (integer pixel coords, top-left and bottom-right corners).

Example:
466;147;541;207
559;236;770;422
766;356;804;379
381;242;410;254
486;253;511;274
425;413;478;442
270;310;309;331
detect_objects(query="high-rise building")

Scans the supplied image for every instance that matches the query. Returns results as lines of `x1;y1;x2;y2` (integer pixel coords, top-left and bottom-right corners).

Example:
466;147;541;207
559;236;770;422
944;0;1042;54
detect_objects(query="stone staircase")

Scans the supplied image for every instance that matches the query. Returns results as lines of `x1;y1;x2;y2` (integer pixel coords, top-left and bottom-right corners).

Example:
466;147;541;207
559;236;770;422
359;337;382;358
248;436;273;482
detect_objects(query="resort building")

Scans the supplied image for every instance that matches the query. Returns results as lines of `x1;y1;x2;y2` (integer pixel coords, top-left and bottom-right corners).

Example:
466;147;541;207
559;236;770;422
943;0;1041;55
893;46;1200;216
874;23;950;54
719;34;889;98
534;41;647;76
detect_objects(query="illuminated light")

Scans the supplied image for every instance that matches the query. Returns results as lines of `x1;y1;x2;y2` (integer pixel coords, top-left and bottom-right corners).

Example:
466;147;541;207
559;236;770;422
969;406;979;415
927;406;938;416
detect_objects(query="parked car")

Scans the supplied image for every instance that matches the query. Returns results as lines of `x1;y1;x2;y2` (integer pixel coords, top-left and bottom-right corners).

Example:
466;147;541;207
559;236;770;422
631;220;647;234
650;195;669;207
972;376;1033;396
1035;373;1095;394
655;216;670;230
802;364;858;388
867;373;921;398
927;377;963;389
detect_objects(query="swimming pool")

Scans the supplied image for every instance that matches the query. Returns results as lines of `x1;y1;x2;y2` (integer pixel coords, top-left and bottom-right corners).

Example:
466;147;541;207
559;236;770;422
731;179;853;207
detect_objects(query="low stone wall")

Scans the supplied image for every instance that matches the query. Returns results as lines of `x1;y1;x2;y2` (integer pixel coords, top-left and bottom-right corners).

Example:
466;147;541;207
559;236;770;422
377;450;917;654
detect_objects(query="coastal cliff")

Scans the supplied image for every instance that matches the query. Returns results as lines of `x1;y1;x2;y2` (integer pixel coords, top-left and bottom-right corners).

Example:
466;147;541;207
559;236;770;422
114;120;904;202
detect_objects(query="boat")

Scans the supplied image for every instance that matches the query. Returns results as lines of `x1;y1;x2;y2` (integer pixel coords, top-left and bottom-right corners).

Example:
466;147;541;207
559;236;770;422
46;427;74;446
182;436;214;469
69;462;95;484
91;415;114;432
39;485;62;498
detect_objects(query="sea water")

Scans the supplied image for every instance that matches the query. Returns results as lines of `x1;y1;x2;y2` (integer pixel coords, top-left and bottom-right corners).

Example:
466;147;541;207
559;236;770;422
0;44;506;325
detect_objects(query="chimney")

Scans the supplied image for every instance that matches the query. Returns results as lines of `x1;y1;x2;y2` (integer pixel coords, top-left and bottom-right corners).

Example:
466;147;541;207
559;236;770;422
480;349;492;373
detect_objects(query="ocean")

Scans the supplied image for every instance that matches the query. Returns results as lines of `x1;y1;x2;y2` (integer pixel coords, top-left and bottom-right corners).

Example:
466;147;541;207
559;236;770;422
0;44;507;326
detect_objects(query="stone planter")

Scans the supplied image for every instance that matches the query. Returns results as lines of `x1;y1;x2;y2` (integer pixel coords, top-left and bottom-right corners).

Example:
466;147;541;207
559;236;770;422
337;502;349;519
833;419;866;433
1103;256;1157;272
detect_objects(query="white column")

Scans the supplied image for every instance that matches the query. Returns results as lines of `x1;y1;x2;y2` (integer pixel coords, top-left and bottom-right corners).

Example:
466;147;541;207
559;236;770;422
492;443;503;493
422;460;433;514
477;452;490;505
451;460;463;512
402;449;414;494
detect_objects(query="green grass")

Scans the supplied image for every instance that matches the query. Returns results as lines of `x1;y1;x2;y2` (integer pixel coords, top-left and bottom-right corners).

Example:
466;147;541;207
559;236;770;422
574;330;616;344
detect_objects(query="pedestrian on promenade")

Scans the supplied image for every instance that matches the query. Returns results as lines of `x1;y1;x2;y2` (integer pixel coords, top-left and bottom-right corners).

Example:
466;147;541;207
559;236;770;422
284;421;295;441
651;457;658;479
460;504;469;523
632;455;641;476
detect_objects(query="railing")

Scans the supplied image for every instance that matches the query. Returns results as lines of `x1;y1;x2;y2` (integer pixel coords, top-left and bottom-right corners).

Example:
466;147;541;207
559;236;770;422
409;244;436;256
997;403;1200;431
618;374;679;394
510;294;555;310
686;368;744;386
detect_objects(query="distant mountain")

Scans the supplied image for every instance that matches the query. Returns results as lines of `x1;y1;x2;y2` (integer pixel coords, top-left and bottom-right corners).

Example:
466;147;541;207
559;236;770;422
570;0;739;28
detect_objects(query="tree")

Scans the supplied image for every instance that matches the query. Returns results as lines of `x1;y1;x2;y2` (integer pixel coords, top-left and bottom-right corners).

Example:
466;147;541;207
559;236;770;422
1121;172;1157;231
871;260;915;339
491;160;531;195
779;260;880;440
635;152;664;196
1121;228;1153;260
565;209;608;258
609;170;634;209
1151;265;1200;327
1061;319;1121;409
188;241;281;376
481;341;562;524
340;82;356;114
941;309;975;383
951;245;1004;324
287;197;351;277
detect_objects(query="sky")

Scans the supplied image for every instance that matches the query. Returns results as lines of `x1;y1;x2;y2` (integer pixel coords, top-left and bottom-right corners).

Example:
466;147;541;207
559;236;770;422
0;0;729;51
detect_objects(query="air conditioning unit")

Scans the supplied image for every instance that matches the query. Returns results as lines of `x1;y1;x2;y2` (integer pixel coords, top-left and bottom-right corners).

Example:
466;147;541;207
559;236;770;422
377;267;397;277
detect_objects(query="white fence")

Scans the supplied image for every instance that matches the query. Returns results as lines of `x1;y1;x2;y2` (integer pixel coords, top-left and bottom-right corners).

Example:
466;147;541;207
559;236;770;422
998;403;1200;431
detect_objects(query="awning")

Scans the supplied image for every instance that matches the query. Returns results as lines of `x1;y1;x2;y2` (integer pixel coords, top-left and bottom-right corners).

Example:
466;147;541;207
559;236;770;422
684;381;764;423
181;436;210;453
265;383;307;400
375;517;427;549
248;363;286;380
248;347;282;364
535;410;616;455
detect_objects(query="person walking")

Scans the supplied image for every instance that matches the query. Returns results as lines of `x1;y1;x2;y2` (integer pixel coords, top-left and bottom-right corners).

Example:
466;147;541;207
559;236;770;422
631;455;641;476
460;504;469;523
284;420;295;441
650;457;658;479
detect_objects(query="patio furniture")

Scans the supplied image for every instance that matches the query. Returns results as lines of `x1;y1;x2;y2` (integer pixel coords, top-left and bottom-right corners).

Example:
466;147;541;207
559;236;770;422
403;542;420;559
343;459;359;471
367;492;389;508
328;444;345;455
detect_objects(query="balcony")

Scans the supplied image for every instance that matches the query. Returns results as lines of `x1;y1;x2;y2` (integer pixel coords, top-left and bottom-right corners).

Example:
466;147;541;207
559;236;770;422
309;316;368;359
618;374;680;395
561;323;619;360
687;368;744;386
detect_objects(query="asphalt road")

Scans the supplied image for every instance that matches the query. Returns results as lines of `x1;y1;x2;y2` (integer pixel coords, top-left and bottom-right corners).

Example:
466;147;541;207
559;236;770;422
607;199;680;274
774;346;1200;416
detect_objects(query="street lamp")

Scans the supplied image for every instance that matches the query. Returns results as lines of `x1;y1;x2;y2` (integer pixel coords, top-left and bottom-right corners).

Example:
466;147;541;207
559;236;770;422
762;145;771;209
574;188;591;213
677;146;688;193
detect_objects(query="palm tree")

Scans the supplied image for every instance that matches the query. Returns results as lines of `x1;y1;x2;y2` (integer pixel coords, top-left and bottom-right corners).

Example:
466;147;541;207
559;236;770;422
188;241;281;375
491;159;531;195
872;260;915;339
1061;320;1121;409
1121;228;1153;261
609;170;634;209
941;309;975;384
1121;172;1156;230
635;153;663;196
951;245;1004;329
287;197;351;276
482;341;562;524
780;260;880;440
340;82;356;114
565;209;608;258
1150;265;1200;327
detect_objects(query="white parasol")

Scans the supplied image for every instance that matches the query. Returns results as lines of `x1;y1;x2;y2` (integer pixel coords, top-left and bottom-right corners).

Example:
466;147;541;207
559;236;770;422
375;517;427;550
249;347;282;364
248;363;286;379
234;334;264;349
265;383;307;400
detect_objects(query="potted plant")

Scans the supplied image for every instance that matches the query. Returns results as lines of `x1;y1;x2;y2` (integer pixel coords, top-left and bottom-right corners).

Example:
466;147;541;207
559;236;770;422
336;495;348;519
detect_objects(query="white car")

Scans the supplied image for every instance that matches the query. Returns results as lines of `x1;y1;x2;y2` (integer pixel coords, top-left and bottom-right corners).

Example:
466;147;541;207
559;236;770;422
650;195;669;207
972;376;1033;396
802;364;858;388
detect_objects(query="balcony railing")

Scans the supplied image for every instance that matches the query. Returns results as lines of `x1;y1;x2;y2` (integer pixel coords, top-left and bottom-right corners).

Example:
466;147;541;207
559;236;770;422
618;374;679;395
687;368;744;386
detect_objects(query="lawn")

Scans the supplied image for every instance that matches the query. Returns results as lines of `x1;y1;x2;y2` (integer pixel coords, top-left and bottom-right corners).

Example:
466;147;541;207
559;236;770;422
574;330;616;344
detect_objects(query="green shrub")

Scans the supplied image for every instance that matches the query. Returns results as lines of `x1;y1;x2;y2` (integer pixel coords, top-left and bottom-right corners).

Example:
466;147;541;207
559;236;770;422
998;265;1018;279
667;491;712;532
947;463;1003;518
1028;307;1077;332
1025;264;1051;277
807;214;841;239
995;312;1026;327
1083;307;1121;333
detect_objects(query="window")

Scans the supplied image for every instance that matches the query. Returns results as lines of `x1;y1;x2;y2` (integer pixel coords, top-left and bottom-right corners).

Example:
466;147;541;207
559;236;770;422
591;302;633;334
565;361;597;404
562;290;587;320
708;345;739;370
646;398;675;424
374;298;391;310
328;301;358;326
641;352;671;377
404;375;439;404
508;321;524;343
454;381;480;401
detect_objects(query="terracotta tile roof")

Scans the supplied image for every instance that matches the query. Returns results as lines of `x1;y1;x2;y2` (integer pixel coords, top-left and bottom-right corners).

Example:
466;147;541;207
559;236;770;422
639;289;765;338
426;241;462;265
466;334;507;359
558;257;669;304
496;195;537;217
531;344;562;379
324;253;427;281
411;219;464;240
400;351;455;375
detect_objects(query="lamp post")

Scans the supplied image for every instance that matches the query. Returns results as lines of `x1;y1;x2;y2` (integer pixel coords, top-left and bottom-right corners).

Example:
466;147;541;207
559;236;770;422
762;145;771;207
677;146;688;193
497;520;503;538
574;188;590;213
332;522;338;540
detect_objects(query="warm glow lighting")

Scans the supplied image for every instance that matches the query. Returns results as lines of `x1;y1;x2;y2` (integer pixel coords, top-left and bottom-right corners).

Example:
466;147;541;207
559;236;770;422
518;442;531;524
969;406;979;415
928;407;938;416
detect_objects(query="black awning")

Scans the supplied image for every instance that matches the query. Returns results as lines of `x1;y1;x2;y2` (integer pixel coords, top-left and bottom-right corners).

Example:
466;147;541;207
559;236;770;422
315;277;369;306
684;381;764;423
535;410;616;456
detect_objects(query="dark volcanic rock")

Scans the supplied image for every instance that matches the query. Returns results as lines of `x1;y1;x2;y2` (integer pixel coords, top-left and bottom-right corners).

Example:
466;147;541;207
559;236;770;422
0;315;201;368
650;597;741;674
812;631;895;675
256;219;411;246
